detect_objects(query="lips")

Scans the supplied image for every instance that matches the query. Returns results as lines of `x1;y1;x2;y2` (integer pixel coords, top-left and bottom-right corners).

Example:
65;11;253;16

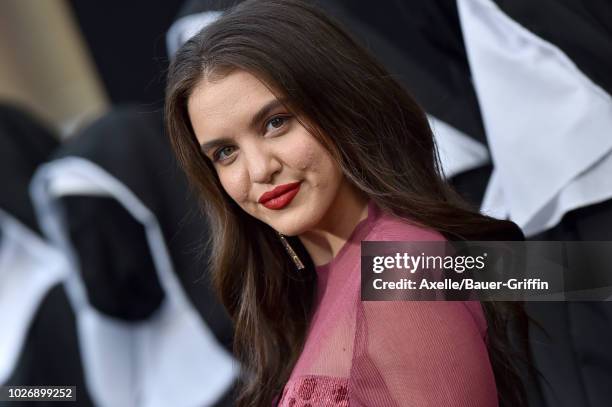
258;181;302;210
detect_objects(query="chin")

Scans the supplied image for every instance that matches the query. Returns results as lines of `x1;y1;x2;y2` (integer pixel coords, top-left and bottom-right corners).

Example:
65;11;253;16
270;219;309;237
274;226;302;237
261;205;315;236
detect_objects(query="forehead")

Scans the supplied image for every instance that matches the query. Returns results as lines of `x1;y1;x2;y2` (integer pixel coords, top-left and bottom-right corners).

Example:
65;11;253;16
187;70;277;141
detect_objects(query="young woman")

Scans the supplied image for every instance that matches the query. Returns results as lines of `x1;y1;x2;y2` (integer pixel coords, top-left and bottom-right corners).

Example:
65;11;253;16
165;0;527;405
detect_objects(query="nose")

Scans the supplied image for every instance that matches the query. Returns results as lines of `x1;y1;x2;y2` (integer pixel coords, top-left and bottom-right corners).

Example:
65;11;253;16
243;142;281;184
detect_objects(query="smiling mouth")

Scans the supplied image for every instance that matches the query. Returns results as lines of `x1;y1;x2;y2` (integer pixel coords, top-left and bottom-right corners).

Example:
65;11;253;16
258;181;302;210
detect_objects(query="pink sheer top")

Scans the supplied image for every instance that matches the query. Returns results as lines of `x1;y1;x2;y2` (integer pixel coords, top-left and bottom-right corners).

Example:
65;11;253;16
276;202;498;406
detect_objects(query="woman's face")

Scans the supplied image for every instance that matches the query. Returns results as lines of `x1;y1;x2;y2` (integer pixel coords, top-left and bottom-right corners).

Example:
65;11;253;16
187;69;346;236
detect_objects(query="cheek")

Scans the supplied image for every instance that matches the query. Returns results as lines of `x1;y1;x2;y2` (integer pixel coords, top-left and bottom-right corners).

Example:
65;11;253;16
305;145;342;189
285;137;318;171
218;169;249;203
284;133;340;184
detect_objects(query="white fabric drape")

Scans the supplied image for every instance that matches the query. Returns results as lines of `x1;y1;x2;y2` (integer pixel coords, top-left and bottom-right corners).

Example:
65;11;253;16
0;209;68;384
458;0;612;236
30;157;237;407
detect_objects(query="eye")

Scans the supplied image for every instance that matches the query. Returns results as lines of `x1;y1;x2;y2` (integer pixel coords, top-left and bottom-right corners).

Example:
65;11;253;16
264;116;289;133
213;145;236;162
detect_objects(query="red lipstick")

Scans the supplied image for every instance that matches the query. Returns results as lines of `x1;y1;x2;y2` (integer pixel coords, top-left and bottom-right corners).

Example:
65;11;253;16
258;181;301;210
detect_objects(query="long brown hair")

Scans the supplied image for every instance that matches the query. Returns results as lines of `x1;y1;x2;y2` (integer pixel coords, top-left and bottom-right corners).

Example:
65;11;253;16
165;0;528;405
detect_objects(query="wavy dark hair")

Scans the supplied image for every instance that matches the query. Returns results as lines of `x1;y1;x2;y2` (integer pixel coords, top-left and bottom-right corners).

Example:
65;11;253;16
165;0;528;405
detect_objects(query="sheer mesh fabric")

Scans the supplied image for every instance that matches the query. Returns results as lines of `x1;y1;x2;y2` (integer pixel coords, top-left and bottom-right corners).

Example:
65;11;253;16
277;202;497;406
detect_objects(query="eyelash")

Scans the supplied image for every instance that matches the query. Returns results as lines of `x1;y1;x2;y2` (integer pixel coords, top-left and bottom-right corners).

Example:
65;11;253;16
212;146;236;162
211;114;292;163
264;115;290;133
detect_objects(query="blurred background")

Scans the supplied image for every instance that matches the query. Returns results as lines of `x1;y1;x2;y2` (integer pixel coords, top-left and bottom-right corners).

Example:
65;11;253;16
1;0;611;406
0;0;183;133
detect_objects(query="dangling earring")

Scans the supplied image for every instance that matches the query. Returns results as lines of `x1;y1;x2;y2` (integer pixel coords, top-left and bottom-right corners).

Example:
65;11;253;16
278;232;305;271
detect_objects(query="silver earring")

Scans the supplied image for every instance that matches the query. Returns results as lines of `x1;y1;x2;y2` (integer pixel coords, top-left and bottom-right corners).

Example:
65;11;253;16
278;232;305;271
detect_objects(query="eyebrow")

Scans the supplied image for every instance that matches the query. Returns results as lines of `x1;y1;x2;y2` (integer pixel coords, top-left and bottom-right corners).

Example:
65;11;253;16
199;98;287;155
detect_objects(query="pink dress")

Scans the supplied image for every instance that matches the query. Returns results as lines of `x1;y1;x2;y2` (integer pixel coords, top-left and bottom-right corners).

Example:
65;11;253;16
277;202;498;406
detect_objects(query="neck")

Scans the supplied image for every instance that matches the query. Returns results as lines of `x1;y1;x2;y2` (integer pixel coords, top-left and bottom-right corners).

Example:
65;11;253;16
298;182;369;266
